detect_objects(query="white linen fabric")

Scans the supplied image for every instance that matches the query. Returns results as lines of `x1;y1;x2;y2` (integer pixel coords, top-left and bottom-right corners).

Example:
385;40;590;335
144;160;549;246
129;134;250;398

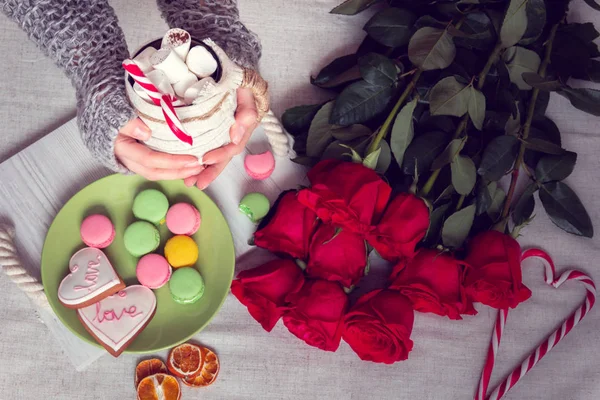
1;1;600;399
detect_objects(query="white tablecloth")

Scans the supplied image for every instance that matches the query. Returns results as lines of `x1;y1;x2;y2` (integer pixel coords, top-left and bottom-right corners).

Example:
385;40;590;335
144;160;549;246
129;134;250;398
1;1;600;399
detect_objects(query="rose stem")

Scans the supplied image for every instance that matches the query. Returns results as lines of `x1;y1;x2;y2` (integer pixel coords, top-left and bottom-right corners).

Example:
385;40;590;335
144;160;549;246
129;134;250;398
500;22;561;220
420;42;504;198
366;69;423;155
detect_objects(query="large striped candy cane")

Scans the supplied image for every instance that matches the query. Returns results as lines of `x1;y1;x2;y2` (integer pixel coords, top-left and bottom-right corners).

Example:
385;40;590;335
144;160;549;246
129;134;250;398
122;60;192;145
474;249;596;400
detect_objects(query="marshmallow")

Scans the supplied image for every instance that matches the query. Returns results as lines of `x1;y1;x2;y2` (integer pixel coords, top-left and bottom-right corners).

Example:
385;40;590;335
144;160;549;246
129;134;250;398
184;77;217;105
147;69;175;98
150;49;189;84
133;47;157;73
133;82;154;104
161;28;191;60
186;46;218;78
173;71;198;98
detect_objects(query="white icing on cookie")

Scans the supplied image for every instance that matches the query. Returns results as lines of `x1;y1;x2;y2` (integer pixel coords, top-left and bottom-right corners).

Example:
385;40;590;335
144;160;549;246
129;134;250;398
58;247;121;306
77;285;156;354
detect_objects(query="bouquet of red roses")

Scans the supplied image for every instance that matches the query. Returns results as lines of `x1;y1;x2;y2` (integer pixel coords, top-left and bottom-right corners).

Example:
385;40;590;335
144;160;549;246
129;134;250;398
232;160;531;364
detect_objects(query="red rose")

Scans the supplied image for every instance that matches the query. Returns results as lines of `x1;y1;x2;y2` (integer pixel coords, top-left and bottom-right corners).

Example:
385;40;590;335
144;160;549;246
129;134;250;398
368;193;430;263
283;280;348;352
306;224;367;288
342;289;414;364
464;230;532;309
231;259;304;332
389;249;476;320
254;191;318;260
297;160;392;234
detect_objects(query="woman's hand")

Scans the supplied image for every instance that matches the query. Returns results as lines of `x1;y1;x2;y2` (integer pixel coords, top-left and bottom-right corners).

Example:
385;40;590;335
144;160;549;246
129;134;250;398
184;88;260;189
115;118;205;181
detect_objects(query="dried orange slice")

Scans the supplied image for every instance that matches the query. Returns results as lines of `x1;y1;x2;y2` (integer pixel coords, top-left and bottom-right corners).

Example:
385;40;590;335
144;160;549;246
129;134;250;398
135;359;168;388
167;343;203;378
137;373;181;400
183;347;220;387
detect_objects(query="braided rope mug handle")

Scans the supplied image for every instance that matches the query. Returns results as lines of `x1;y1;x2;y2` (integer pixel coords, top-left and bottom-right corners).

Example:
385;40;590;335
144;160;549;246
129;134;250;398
240;68;292;157
0;223;49;308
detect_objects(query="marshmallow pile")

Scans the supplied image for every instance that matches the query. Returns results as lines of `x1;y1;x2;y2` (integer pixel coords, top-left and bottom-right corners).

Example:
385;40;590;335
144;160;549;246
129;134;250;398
132;28;219;106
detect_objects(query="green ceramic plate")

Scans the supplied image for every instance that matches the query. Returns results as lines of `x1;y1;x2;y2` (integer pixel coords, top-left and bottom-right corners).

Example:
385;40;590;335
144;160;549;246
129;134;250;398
41;174;235;353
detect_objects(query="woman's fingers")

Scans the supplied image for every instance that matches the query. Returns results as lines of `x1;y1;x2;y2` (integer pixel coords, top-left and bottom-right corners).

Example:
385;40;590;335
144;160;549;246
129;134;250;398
119;118;152;141
195;159;230;190
184;175;199;187
123;158;205;181
115;135;201;169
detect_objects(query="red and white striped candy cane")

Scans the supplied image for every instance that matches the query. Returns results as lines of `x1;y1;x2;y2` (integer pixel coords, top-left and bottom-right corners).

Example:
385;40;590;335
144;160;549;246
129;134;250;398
122;59;162;105
474;249;596;400
122;60;192;145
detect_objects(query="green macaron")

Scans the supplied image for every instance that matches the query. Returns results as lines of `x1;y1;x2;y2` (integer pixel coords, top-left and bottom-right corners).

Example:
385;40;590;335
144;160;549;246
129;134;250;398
169;267;205;305
239;193;270;223
133;189;169;225
123;221;161;257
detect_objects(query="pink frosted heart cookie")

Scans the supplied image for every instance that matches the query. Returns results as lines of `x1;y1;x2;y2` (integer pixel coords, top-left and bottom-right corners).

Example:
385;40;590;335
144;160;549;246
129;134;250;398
77;285;157;357
58;247;125;309
244;151;275;180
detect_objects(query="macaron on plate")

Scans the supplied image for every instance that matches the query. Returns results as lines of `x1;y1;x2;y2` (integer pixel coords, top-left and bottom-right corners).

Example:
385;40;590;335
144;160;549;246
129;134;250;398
41;174;235;354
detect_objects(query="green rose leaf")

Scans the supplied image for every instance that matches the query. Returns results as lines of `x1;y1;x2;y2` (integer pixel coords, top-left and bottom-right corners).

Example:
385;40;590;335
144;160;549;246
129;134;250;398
282;104;322;136
468;86;486;130
454;12;496;50
513;183;538;226
522;138;565;155
539;181;593;237
331;0;381;15
557;86;600;117
535;151;577;183
429;76;471;117
291;156;318;167
478;135;520;181
375;140;392;174
476;179;493;216
331;124;372;141
424;203;450;244
402;131;448;176
364;8;416;48
311;55;361;89
358;53;398;87
487;184;506;221
442;204;476;248
500;0;528;48
330;80;394;126
307;102;337;157
451;155;477;195
572;59;600;83
431;137;466;171
521;72;562;91
519;0;546;46
502;46;541;90
408;27;456;71
321;140;350;162
390;98;418;167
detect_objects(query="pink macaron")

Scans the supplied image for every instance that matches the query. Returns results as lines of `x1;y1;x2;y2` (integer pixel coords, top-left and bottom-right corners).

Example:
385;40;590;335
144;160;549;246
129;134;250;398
165;203;201;235
244;151;275;180
80;214;115;248
136;254;172;289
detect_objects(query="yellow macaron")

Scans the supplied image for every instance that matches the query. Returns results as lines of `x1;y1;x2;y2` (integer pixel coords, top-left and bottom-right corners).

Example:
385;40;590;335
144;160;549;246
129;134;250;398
164;235;199;268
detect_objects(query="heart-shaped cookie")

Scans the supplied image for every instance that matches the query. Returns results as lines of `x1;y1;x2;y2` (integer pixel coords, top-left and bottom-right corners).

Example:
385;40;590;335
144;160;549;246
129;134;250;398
58;247;125;309
77;285;157;357
475;249;596;400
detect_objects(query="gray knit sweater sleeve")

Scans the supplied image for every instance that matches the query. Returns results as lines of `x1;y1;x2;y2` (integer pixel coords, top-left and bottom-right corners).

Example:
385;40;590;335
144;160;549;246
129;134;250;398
1;0;135;172
157;0;262;69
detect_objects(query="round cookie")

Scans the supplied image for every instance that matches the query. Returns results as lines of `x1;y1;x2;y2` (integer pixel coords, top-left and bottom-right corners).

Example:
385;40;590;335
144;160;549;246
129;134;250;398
80;214;115;248
137;254;172;289
239;193;270;223
133;189;169;225
169;267;205;305
124;221;161;257
164;235;199;268
244;151;275;180
166;203;201;235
